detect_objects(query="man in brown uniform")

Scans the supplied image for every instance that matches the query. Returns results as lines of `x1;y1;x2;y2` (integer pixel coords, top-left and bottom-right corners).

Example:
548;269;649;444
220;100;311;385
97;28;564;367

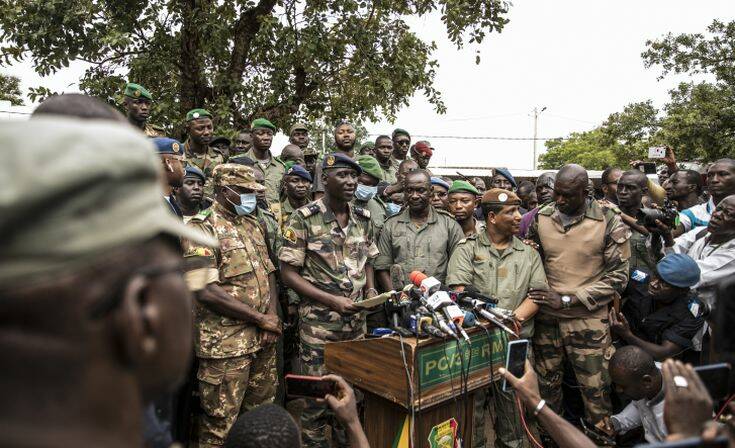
527;164;631;443
183;164;282;447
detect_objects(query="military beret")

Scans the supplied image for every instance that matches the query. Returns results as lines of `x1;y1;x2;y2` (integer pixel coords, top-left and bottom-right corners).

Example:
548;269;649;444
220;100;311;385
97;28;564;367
184;165;206;183
285;164;313;183
657;254;701;288
494;167;517;189
251;118;276;132
481;188;521;206
448;180;479;195
322;152;362;174
186;108;212;121
210;136;231;147
213;163;265;191
356;155;383;181
392;128;410;139
124;83;152;100
290;122;308;135
0;118;216;288
412;141;433;156
430;177;450;191
151;137;183;155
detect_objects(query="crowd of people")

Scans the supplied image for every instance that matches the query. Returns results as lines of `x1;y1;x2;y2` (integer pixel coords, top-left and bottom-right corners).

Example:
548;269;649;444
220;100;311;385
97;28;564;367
2;82;735;448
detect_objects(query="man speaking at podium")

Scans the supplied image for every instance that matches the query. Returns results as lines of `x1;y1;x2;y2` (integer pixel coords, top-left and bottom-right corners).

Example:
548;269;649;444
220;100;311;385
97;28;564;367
279;153;379;448
446;188;548;448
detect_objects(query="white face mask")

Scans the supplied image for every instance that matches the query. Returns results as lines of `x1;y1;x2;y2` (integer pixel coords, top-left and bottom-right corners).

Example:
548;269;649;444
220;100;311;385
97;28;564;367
355;184;378;201
226;187;257;215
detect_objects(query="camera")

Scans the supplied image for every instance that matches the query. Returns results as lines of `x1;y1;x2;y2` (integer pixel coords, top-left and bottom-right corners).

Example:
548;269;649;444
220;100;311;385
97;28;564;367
636;199;678;228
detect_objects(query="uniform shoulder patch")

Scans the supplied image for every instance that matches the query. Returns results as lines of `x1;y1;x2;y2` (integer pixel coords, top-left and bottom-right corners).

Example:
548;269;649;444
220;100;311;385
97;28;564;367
283;227;298;244
436;208;455;219
191;208;213;222
298;202;321;218
353;206;371;219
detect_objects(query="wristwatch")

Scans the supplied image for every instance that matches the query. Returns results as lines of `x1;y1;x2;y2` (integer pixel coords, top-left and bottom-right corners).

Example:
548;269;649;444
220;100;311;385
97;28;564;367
561;295;572;309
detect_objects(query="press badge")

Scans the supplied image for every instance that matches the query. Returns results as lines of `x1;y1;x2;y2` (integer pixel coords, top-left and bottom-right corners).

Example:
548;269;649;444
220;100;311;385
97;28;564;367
688;299;700;318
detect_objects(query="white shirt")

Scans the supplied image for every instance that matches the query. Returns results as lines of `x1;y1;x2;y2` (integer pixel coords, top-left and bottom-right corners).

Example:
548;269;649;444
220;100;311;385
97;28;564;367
612;383;667;443
679;198;715;232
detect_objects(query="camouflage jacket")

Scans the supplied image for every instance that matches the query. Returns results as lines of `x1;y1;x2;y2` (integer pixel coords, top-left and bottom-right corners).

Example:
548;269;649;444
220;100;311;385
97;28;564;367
242;148;286;206
528;199;631;318
183;203;275;358
143;123;166;137
278;198;379;330
184;140;227;197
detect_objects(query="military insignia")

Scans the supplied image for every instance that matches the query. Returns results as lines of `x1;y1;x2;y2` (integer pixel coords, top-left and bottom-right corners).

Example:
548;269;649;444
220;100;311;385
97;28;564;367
283;227;297;244
326;155;336;166
498;193;508;202
194;247;214;257
287;168;294;174
133;90;141;98
193;112;200;119
172;142;180;153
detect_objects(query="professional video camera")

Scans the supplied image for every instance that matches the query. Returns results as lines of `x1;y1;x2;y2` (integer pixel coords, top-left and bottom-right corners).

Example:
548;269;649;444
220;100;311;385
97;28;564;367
636;198;678;228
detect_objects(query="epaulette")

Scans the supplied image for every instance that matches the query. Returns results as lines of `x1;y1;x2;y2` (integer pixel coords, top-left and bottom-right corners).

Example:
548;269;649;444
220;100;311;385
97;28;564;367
298;202;321;218
436;208;455;218
353;206;371;219
458;234;478;245
190;207;213;222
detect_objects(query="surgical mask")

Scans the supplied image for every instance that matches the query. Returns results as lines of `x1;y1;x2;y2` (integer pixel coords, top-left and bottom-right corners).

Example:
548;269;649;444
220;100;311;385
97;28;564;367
355;184;378;201
227;188;257;216
386;202;401;216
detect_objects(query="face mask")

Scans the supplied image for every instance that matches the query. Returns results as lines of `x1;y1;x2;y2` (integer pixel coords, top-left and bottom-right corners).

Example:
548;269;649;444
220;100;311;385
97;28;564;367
227;187;257;216
355;184;378;201
386;202;401;216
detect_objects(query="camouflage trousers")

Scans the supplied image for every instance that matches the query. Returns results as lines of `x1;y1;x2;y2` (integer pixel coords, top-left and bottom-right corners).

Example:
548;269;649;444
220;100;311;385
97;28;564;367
196;344;278;447
532;314;615;435
299;320;366;448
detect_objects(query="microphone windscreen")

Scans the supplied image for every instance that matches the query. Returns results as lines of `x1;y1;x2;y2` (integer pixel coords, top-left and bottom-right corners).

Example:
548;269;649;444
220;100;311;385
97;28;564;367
409;270;427;286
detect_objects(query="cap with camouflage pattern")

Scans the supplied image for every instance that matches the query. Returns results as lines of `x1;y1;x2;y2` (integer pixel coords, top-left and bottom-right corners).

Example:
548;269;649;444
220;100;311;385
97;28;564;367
213;163;265;191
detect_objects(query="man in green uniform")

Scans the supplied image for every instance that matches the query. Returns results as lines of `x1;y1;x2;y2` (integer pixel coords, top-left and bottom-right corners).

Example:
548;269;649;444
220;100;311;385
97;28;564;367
390;128;411;172
303;147;319;178
232;129;252;156
279;164;313;231
447;188;548;448
279;153;379;448
289;122;310;150
447;180;485;237
183;164;282;448
355;155;389;237
176;166;213;222
241;118;286;206
375;169;464;289
183;108;226;197
359;141;375;157
374;134;397;184
279;144;305;166
527;164;631;443
122;82;166;137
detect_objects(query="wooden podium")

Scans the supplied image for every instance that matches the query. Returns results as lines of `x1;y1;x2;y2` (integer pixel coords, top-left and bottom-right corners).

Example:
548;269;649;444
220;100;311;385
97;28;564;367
325;324;508;447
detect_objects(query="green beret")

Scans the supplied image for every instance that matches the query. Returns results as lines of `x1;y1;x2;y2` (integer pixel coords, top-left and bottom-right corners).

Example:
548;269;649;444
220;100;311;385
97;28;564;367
251;118;276;132
356;155;384;181
392;128;410;139
448;180;479;195
361;141;375;150
186;108;212;121
124;83;152;100
0;117;217;288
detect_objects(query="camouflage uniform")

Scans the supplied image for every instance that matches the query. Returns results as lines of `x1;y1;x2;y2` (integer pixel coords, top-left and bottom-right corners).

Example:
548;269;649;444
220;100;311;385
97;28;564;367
242;148;287;206
183;166;278;448
143;123;166;137
278;198;379;448
184;140;227;197
527;199;630;438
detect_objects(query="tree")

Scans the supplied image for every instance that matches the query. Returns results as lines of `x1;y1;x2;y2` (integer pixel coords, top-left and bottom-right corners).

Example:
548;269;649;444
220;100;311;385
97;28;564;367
0;73;23;106
0;0;509;136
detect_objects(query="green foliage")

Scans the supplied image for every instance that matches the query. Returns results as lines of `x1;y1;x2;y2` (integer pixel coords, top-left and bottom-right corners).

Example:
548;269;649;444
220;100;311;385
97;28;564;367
0;73;23;106
0;0;509;136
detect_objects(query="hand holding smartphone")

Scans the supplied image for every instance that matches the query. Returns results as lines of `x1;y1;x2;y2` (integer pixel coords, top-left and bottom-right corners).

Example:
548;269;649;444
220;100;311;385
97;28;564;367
285;374;336;399
503;339;529;392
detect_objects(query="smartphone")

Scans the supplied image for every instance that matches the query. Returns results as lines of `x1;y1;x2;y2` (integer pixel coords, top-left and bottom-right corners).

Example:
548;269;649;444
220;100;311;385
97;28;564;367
638;162;657;175
502;339;529;392
694;363;731;400
648;146;667;159
285;374;336;399
635;436;728;447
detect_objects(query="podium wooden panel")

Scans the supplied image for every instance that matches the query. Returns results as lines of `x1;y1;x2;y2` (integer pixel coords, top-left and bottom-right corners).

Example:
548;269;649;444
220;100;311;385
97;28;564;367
325;324;508;447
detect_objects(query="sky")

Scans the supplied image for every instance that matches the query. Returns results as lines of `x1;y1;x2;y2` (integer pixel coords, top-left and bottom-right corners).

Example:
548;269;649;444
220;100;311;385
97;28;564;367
3;0;732;169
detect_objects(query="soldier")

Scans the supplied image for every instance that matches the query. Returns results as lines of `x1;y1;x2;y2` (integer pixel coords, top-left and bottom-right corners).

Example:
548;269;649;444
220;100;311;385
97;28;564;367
375;169;464;289
303;147;319;178
390;128;411;171
430;176;450;211
279;153;379;448
279;164;313;231
355;155;389;238
183;164;282;448
359;141;375;157
289;122;310;150
410;140;433;170
153;137;186;217
447;180;484;237
210;136;232;158
312;120;358;199
470;176;487;195
279;144;305;166
491;167;517;192
447;188;547;448
0;118;215;447
176;166;213;222
184;108;226;197
374;134;397;184
232;129;252;156
241;118;286;206
122;82;166;137
527;164;630;443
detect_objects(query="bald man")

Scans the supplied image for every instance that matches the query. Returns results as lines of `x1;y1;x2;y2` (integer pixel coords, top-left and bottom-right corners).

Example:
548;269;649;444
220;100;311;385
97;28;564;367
279;144;305;166
528;164;631;442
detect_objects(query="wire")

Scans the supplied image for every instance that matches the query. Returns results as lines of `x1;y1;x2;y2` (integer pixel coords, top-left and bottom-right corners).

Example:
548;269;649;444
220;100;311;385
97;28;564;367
715;394;735;420
515;394;544;448
366;133;567;141
397;333;415;448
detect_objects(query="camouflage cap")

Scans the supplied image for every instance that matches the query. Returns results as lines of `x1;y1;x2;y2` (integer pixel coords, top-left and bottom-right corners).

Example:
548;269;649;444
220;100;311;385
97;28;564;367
0;118;216;288
212;163;265;191
124;82;152;100
289;122;308;135
481;188;521;206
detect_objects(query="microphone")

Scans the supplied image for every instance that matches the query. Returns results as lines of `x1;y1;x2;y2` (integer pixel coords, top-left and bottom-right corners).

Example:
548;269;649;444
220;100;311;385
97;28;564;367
409;314;445;338
463;311;477;327
409;271;442;296
390;264;405;291
457;286;499;305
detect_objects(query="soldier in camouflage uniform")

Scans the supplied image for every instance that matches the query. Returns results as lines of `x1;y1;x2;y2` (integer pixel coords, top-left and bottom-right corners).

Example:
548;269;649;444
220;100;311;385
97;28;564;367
241;118;287;206
183;108;227;198
279;153;379;448
182;164;282;448
526;164;631;443
279;164;313;231
122;83;166;137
